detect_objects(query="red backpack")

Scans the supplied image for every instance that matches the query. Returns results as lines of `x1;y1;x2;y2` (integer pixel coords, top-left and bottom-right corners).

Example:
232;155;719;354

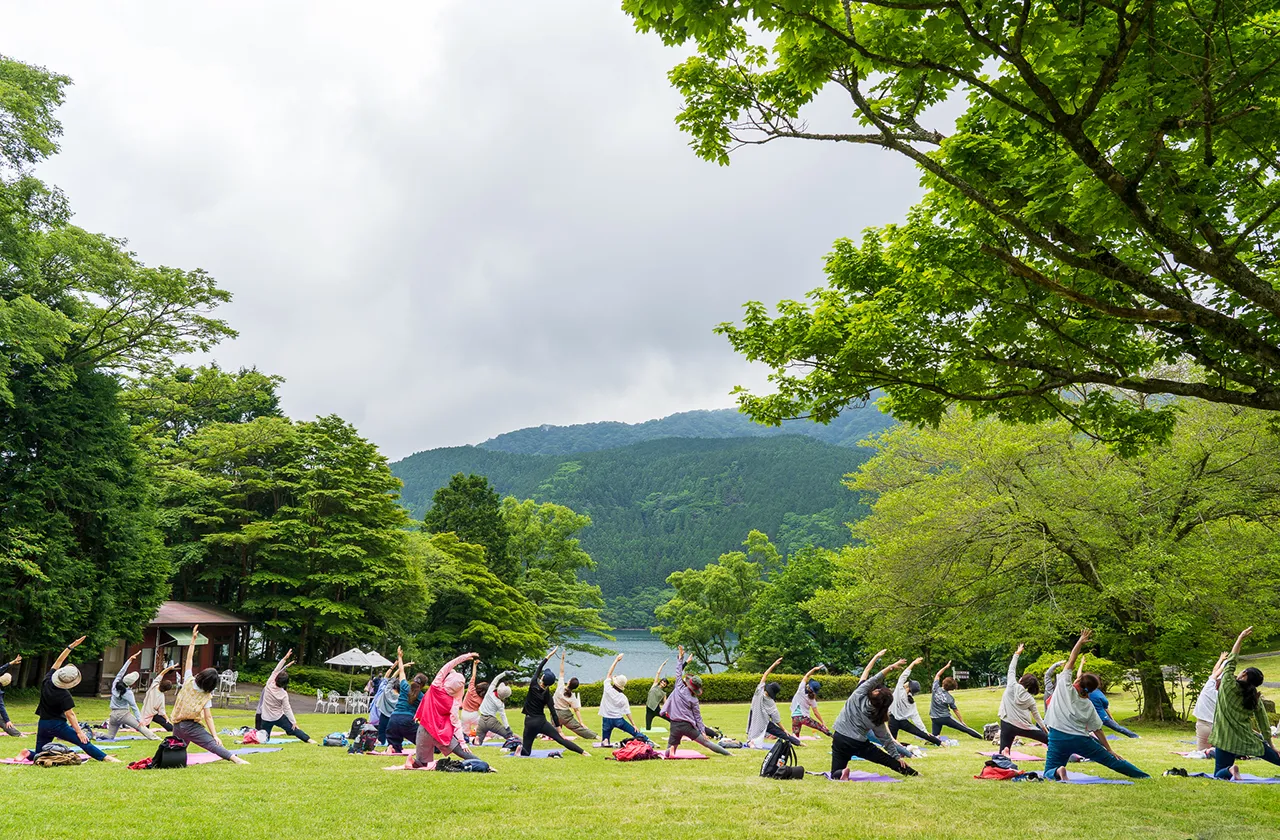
612;739;658;762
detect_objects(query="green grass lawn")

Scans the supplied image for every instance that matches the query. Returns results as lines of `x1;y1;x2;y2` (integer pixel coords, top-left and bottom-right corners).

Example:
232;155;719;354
2;685;1277;840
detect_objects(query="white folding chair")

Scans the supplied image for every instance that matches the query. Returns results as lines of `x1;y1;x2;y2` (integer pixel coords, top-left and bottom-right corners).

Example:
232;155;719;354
326;690;341;713
315;690;329;713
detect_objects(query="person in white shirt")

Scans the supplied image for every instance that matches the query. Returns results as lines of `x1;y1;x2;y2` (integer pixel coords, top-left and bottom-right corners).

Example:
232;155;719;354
598;653;652;746
998;643;1047;753
473;670;516;745
1193;651;1230;753
888;657;943;746
747;658;800;748
789;664;831;737
1043;629;1148;781
554;651;598;740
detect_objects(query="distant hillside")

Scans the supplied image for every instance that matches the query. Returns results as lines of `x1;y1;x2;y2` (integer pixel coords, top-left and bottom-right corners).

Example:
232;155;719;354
477;402;893;455
391;435;875;599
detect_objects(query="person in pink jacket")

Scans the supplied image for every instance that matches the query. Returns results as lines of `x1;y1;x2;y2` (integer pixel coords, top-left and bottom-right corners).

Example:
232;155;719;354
413;652;482;769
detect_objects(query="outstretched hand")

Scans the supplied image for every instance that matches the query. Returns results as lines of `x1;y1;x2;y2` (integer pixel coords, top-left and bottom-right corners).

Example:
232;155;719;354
887;658;908;671
69;636;87;650
1079;628;1093;644
1015;643;1025;656
909;657;924;668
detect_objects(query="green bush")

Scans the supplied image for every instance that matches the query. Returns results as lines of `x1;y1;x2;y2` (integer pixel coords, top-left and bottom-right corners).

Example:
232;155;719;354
1023;651;1126;693
239;663;366;696
503;672;865;708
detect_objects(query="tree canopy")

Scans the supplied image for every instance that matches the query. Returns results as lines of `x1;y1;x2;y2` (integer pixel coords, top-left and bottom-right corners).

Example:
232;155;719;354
625;1;1280;449
423;473;514;582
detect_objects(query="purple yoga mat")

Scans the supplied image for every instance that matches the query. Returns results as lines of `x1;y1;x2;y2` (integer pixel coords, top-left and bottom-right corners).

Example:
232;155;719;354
823;769;901;783
503;749;563;758
1062;771;1133;785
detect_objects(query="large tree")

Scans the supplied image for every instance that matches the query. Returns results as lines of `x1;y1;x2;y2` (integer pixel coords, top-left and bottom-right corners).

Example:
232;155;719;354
807;401;1280;719
423;473;514;581
626;2;1280;448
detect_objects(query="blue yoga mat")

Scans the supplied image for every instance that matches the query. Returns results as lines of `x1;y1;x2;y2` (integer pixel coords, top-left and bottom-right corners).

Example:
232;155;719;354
503;749;563;758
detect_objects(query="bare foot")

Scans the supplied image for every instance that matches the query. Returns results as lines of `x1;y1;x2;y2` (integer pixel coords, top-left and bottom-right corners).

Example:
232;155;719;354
103;755;122;763
580;751;591;757
1230;764;1242;781
1055;766;1067;781
230;756;249;765
840;767;851;781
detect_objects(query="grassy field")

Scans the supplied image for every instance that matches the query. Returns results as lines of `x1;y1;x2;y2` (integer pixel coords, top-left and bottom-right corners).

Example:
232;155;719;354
2;684;1277;840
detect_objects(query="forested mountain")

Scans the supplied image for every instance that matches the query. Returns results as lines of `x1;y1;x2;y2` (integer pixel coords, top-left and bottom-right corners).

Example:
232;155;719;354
391;434;876;601
477;401;893;455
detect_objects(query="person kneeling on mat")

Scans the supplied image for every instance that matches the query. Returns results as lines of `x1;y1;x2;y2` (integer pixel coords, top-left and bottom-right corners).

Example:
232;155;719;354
257;649;316;744
665;646;730;757
519;647;589;757
747;658;800;749
23;636;121;764
475;671;517;746
556;650;599;742
1043;629;1147;781
1210;626;1280;781
414;652;482;768
170;625;247;765
830;654;917;778
599;653;650;747
998;643;1047;755
889;657;941;747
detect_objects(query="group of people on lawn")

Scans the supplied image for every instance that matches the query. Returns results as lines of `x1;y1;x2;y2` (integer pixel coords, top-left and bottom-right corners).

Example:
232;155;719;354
3;623;1274;782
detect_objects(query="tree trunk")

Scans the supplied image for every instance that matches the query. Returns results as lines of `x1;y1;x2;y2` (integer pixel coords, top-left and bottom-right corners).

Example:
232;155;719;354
1136;662;1177;722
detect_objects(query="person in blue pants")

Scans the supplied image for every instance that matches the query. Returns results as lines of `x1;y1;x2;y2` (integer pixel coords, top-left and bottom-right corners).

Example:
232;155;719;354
22;636;119;763
1087;686;1139;738
1211;626;1280;781
1043;629;1148;782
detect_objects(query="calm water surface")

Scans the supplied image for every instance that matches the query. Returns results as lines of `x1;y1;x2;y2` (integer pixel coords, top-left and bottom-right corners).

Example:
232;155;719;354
562;630;727;683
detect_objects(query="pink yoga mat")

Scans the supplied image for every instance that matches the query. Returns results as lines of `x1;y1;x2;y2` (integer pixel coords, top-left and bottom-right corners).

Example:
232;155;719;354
663;749;709;760
979;751;1042;762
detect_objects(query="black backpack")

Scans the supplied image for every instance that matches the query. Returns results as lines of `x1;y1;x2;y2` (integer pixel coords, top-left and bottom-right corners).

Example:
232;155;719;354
347;716;368;739
152;736;188;769
760;738;804;780
348;724;379;754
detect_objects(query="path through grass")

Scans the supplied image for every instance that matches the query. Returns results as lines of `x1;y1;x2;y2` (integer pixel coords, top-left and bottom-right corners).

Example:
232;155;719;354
2;684;1276;839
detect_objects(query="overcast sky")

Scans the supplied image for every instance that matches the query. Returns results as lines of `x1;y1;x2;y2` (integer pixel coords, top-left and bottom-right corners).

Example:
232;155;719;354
6;1;921;460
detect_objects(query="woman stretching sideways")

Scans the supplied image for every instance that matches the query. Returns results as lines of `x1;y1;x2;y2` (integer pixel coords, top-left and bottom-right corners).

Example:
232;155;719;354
997;644;1047;754
23;636;119;763
554;650;599;742
520;647;589;757
170;625;247;764
889;657;942;747
106;652;159;740
830;655;918;778
140;665;177;733
929;661;983;740
413;652;482;768
645;659;671;732
257;649;315;743
474;671;517;746
747;658;801;749
664;647;731;757
1192;652;1230;754
0;653;22;737
598;654;651;747
790;664;831;737
1042;629;1147;781
1210;627;1279;781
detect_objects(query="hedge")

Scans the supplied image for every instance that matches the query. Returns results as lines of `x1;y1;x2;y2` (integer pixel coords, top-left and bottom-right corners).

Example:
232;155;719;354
503;672;869;708
239;664;368;696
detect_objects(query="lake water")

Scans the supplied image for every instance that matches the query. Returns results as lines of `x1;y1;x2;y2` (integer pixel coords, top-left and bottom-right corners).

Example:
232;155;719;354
563;630;726;683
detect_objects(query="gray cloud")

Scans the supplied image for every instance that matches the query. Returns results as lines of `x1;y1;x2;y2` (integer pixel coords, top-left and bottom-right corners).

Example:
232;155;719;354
6;0;921;459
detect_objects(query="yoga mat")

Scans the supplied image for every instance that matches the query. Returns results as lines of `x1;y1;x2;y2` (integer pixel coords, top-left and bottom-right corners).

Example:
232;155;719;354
71;744;131;752
228;747;282;755
96;733;163;741
1186;772;1280;784
503;749;563;758
821;769;901;782
1175;751;1213;759
664;749;709;760
185;753;224;766
641;727;667;733
979;751;1042;762
1061;771;1133;785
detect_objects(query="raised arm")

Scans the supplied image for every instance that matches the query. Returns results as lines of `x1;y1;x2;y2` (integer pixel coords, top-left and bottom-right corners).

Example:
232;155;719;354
395;647;407;682
271;649;293;681
1065;629;1092;672
801;664;824;684
52;636;87;671
533;647;557;681
933;660;952;684
654;659;668;683
862;649;888;683
897;657;923;691
469;660;477;692
1210;651;1230;681
115;651;140;685
760;657;783;685
434;652;478;687
184;627;199;675
560;650;567;684
1231;626;1253;658
1008;644;1024;685
606;653;623;682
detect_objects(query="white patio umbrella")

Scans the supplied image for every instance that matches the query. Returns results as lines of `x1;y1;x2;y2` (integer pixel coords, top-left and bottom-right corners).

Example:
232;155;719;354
364;650;394;668
325;648;371;691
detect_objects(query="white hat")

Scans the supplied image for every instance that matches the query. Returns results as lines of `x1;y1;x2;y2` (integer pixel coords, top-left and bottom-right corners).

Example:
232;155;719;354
612;674;628;689
53;665;81;690
122;672;139;687
0;673;10;687
496;683;512;700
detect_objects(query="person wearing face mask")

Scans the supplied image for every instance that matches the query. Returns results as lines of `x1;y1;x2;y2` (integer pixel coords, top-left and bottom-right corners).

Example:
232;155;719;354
106;651;159;740
413;652;482;768
747;658;800;749
1211;626;1279;781
554;651;598;741
665;646;731;757
1042;629;1147;781
0;653;22;736
830;653;918;778
474;670;517;746
519;646;589;757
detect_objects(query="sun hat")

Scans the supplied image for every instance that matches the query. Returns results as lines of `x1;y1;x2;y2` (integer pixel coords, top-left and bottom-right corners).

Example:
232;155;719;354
53;665;81;690
807;679;821;695
443;671;465;695
612;674;628;689
122;672;139;687
496;683;512;699
0;673;10;687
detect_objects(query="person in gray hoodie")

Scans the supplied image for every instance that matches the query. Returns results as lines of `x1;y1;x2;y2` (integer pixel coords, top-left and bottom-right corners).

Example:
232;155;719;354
831;652;919;778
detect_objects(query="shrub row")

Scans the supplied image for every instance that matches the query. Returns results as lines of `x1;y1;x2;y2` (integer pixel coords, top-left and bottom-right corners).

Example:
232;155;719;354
1023;651;1126;692
239;663;366;696
503;672;870;708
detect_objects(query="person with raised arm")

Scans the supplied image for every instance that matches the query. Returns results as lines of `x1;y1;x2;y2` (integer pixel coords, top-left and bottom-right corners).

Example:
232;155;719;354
372;665;401;747
888;657;942;747
928;660;983;740
386;649;427;753
139;664;177;733
665;646;731;757
105;651;159;740
519;647;589;757
830;653;918;778
748;658;800;748
459;661;485;743
1210;627;1279;781
997;643;1047;754
474;669;517;746
170;625;247;764
645;658;671;732
23;636;119;763
790;664;831;738
1192;651;1230;754
413;652;482;768
554;650;599;742
0;653;24;736
1042;629;1147;781
257;649;315;744
598;653;650;747
1042;658;1068;709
